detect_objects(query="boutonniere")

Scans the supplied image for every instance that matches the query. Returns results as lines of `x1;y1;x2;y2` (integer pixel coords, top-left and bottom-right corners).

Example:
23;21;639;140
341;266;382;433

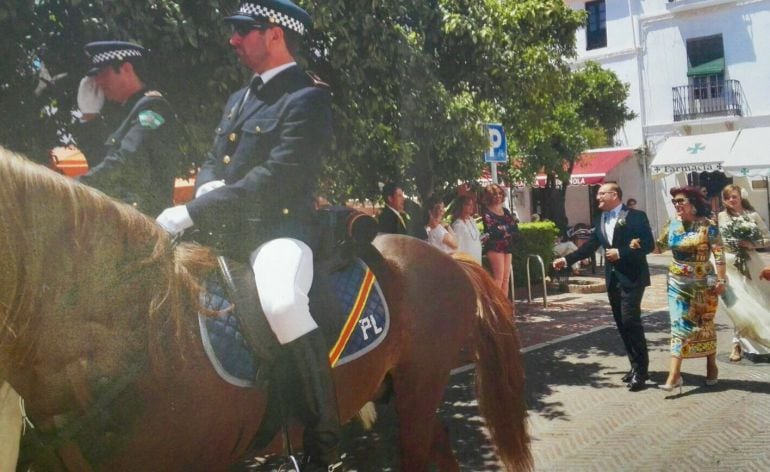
616;218;627;227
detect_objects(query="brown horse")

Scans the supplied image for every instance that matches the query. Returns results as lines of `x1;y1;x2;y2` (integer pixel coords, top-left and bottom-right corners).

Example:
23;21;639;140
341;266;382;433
0;148;531;471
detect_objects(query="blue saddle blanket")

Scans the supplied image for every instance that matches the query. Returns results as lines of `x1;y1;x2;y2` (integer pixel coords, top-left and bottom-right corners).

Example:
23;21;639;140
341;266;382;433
199;258;389;387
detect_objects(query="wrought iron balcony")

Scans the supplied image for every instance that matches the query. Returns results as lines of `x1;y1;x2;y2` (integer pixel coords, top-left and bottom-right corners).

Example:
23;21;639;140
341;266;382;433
672;79;744;122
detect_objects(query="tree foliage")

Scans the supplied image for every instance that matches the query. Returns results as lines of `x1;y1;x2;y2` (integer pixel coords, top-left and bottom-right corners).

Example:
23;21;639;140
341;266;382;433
0;0;631;210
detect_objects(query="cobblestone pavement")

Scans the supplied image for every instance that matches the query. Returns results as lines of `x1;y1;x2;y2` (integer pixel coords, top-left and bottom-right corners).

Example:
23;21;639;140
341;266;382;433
514;251;770;472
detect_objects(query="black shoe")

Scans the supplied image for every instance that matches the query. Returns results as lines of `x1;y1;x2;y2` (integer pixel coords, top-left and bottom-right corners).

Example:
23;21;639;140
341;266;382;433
285;329;341;468
628;373;648;392
621;368;635;383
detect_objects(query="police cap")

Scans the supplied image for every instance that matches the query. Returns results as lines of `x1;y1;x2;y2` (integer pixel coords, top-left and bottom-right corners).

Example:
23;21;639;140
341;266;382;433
224;0;311;36
84;41;146;76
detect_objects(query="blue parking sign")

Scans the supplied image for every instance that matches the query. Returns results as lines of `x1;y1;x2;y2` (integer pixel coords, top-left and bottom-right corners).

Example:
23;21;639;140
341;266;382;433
484;123;507;163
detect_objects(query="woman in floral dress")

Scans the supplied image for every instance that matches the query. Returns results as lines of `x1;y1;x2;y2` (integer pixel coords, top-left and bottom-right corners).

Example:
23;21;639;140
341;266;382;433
481;184;518;297
656;186;726;391
717;184;770;361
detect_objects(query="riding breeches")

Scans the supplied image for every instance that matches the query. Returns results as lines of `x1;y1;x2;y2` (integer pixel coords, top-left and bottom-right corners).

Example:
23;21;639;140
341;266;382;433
250;238;318;345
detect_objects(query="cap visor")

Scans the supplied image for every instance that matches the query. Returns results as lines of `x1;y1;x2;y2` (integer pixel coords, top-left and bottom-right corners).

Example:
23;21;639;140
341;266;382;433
86;66;101;76
224;14;259;24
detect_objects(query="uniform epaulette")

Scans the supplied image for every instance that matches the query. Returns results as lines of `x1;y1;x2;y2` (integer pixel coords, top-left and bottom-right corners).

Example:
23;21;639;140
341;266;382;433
144;90;163;97
306;71;329;89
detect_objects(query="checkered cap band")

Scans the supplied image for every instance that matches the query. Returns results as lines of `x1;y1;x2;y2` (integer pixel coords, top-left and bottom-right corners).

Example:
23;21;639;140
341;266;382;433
91;48;143;66
238;3;306;35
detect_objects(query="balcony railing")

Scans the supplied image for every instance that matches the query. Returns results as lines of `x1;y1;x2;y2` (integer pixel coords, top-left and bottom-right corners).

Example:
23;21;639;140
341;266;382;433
672;79;744;122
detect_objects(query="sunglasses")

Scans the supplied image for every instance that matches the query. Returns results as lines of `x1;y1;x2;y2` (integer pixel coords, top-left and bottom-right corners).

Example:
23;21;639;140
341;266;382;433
671;198;689;205
232;22;271;36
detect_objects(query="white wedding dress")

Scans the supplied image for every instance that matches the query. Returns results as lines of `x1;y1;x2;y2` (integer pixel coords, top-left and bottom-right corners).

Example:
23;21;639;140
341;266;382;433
717;210;770;355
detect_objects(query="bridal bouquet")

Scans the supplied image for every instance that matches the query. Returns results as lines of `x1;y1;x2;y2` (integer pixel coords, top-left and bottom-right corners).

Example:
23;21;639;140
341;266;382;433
721;214;762;278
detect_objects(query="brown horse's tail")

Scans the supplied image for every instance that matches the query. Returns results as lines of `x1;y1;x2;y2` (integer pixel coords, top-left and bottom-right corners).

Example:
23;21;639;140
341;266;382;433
454;255;533;472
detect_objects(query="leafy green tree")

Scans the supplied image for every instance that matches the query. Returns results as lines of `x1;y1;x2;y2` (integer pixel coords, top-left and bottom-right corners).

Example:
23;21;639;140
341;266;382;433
0;0;241;166
531;61;636;230
0;0;630;217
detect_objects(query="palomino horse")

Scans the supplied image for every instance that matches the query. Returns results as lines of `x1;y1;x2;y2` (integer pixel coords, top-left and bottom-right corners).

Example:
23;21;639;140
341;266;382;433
0;149;531;471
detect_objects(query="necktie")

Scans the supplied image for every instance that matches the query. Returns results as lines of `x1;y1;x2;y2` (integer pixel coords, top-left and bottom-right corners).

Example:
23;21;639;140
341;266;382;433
249;75;263;94
237;76;263;116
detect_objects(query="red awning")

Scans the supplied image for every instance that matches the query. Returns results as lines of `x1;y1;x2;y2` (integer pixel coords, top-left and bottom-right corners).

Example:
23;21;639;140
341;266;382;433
535;148;634;187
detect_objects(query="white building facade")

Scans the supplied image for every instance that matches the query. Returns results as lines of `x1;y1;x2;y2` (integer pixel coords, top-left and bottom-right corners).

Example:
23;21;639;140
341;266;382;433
566;0;770;233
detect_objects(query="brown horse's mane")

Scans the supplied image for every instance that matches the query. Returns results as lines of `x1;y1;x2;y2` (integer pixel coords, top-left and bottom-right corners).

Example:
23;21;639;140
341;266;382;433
0;148;215;375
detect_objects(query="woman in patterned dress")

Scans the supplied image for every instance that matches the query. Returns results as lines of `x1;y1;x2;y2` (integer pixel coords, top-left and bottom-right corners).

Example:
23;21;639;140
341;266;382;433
481;184;518;297
656;186;727;391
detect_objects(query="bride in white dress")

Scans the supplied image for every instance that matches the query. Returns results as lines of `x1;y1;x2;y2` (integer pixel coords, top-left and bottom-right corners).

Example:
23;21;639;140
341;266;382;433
717;184;770;361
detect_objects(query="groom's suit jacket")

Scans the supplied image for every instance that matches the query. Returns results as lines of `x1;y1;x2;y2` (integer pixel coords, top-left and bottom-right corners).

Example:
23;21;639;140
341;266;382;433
565;205;655;288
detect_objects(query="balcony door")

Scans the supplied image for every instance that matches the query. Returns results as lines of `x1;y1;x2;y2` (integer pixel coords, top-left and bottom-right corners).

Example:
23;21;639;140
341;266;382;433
686;35;725;113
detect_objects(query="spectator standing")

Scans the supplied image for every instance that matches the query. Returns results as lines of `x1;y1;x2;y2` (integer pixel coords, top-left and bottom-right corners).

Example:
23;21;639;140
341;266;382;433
378;182;408;235
626;198;637;209
451;194;482;264
481;184;518;297
424;195;457;254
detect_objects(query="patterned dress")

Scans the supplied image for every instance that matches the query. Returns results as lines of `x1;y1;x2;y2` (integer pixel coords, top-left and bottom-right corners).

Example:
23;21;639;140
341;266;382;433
482;208;517;254
657;217;725;358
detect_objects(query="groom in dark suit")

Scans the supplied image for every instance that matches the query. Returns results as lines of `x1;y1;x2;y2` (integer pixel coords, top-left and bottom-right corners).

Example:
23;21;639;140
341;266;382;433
554;182;654;391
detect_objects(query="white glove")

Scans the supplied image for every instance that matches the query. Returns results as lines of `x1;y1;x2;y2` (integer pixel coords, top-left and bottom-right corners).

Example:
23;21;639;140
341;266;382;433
77;76;105;114
195;180;226;198
156;205;194;237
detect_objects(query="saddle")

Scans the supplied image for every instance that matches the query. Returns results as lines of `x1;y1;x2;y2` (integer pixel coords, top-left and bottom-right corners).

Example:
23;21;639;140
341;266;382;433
210;207;381;366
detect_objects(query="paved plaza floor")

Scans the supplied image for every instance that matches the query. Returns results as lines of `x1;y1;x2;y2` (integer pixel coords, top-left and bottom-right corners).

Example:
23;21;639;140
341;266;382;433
512;251;770;471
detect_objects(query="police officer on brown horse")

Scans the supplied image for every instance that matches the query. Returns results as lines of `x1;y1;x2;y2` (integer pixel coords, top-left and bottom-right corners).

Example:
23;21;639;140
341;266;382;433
156;0;339;469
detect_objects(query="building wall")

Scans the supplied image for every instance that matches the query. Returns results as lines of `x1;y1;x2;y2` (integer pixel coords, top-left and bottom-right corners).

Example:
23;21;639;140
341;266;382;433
641;1;770;126
566;0;770;233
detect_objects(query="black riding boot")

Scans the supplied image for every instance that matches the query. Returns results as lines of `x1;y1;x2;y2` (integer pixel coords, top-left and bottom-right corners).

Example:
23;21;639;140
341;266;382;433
285;329;341;471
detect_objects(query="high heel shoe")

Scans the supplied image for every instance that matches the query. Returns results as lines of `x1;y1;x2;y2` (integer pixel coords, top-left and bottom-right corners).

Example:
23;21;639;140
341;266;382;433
659;377;683;394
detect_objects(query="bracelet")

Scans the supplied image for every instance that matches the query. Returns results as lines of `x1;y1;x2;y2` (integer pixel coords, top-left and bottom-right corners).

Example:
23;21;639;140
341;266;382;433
717;278;727;284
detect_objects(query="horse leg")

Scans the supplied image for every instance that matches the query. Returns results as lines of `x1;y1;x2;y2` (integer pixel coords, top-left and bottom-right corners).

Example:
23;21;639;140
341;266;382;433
0;382;22;471
430;421;460;472
392;370;459;472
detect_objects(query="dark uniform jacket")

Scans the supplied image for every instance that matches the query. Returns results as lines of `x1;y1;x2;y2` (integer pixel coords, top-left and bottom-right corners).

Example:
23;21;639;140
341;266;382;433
565;206;654;288
187;65;332;259
78;90;178;217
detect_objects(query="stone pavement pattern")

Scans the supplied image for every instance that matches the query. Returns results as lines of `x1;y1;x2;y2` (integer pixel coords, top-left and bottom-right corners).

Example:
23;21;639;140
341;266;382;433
517;252;770;471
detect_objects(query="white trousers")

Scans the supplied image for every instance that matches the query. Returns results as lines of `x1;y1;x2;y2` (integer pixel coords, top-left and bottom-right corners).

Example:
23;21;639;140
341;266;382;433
250;238;318;345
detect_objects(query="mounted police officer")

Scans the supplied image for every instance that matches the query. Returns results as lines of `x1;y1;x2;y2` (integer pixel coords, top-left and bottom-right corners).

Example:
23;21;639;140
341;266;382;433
155;1;339;469
76;41;180;217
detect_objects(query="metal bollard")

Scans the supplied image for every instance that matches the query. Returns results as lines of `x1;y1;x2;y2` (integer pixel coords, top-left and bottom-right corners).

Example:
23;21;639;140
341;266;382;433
525;254;548;307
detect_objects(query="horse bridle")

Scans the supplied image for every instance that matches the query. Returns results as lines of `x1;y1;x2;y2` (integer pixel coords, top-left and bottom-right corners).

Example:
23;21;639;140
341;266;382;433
19;359;145;471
